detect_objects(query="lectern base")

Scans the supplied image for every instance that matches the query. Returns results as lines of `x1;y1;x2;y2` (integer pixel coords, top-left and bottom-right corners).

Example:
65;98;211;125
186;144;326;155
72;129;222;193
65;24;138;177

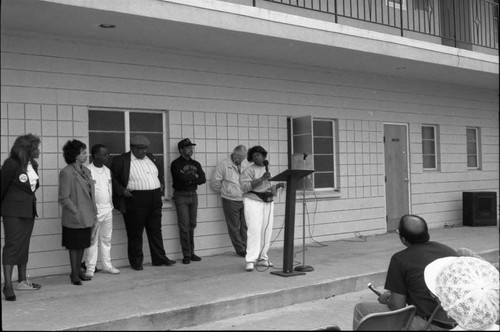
294;265;314;272
270;270;306;277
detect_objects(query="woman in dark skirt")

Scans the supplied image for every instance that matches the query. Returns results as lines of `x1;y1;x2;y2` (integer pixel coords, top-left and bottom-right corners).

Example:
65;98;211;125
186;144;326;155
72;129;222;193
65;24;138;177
1;134;42;301
58;140;97;285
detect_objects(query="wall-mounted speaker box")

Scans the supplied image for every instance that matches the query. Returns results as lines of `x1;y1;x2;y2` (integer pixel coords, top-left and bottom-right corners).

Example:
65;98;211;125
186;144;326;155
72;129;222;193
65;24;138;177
462;191;497;227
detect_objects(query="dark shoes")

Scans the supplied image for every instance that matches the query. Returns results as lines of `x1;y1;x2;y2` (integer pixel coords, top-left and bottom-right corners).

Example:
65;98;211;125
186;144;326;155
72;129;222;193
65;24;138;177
153;258;177;266
236;251;247;257
69;276;82;286
78;273;92;281
190;254;202;261
131;265;143;271
183;254;201;264
3;287;16;301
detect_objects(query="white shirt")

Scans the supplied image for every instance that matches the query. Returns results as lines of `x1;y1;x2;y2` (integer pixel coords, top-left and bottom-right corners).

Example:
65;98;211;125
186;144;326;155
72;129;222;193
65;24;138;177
127;153;161;191
27;162;39;192
88;163;113;211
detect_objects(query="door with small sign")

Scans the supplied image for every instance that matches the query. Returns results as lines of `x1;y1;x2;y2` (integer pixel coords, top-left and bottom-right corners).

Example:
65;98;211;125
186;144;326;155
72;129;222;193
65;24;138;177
384;124;409;231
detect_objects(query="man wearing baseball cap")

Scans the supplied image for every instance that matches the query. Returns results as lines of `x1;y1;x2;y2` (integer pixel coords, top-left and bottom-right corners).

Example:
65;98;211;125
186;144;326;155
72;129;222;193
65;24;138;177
171;138;206;264
425;256;499;331
111;135;176;270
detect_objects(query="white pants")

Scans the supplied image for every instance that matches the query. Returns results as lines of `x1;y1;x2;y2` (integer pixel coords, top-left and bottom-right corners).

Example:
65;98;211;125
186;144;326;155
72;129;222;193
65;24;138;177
84;208;114;271
243;197;274;263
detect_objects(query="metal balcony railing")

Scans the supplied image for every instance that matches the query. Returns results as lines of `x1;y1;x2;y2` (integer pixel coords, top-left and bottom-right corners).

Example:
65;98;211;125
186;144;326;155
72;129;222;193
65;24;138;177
252;0;499;50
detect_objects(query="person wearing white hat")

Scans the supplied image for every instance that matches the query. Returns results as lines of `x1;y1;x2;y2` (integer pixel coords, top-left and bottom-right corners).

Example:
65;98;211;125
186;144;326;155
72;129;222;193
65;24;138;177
424;256;499;331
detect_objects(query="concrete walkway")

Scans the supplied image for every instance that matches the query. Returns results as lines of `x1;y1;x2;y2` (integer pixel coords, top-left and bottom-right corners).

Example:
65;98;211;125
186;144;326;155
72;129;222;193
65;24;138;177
1;225;498;331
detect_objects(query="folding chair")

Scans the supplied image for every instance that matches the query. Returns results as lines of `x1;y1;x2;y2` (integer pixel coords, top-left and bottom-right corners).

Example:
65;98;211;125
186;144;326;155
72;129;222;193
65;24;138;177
356;305;417;331
423;299;457;330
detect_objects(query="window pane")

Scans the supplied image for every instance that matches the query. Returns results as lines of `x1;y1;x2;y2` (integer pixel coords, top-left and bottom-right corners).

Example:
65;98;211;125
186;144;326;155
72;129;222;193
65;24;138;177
422;141;435;154
467;141;477;155
314;172;334;188
422;126;435;139
313;121;333;137
467;155;478;168
89;111;124;131
466;128;477;142
314;155;334;172
293;135;312;155
423;155;436;169
293;117;312;135
89;132;125;156
313;137;334;154
130;112;163;132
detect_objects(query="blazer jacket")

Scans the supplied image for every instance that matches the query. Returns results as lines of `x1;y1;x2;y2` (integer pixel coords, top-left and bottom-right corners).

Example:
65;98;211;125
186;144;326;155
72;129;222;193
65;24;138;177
58;164;97;228
1;158;39;218
111;152;165;214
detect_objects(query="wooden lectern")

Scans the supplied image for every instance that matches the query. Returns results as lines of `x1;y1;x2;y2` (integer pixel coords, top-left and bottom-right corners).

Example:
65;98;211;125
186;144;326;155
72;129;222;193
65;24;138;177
269;169;314;277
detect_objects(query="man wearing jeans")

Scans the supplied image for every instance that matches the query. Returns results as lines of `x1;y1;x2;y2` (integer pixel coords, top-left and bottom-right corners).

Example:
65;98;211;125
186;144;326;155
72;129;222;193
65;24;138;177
211;145;248;257
83;144;120;277
171;138;206;264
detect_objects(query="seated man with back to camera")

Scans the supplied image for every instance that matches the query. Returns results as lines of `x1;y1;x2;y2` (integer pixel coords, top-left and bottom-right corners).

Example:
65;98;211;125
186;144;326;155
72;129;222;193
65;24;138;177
352;214;458;331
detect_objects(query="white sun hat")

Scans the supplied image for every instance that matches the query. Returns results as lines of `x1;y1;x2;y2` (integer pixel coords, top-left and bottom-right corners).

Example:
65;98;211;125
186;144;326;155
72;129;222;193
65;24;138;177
424;256;499;331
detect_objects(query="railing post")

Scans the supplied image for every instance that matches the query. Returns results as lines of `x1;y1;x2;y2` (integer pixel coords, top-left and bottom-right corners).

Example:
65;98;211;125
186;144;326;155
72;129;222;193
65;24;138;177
452;0;457;47
399;0;404;37
253;0;256;7
334;0;338;23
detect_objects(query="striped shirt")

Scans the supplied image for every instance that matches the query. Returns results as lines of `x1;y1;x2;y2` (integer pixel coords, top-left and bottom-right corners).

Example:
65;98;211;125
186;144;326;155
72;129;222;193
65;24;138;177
127;153;161;191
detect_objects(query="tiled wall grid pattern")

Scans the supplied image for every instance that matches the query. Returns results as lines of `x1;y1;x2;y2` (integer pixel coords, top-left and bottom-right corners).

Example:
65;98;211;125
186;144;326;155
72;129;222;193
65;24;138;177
1;103;89;222
1;103;384;219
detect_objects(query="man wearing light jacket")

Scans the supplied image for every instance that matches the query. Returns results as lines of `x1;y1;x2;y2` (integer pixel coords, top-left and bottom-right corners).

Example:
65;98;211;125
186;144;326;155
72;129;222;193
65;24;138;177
211;145;248;257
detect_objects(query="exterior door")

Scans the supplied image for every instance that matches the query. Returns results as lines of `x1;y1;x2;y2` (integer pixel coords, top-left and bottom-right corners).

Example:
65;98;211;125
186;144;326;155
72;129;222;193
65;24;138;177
384;124;409;231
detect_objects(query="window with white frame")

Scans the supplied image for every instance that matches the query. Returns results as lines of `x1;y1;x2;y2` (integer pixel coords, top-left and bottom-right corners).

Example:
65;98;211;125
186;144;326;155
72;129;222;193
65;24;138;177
88;109;167;192
386;0;407;10
422;125;438;170
291;116;338;190
466;127;480;169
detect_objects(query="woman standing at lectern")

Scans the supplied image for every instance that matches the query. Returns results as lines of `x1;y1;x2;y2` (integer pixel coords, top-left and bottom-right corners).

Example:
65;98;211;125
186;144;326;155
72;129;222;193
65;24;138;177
239;146;284;272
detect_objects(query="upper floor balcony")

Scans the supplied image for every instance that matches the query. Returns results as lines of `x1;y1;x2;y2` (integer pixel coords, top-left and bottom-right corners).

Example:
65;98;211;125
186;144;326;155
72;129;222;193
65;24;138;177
230;0;499;55
1;0;498;90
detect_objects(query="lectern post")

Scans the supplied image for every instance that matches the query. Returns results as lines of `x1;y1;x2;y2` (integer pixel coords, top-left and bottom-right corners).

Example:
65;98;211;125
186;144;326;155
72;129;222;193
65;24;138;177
269;169;314;277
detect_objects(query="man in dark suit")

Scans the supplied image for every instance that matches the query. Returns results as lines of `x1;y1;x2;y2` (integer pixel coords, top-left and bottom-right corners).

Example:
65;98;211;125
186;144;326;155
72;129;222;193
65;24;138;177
111;135;176;270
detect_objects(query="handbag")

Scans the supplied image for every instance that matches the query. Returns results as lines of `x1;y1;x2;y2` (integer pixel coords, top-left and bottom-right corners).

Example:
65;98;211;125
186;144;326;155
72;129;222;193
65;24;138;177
249;191;274;202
